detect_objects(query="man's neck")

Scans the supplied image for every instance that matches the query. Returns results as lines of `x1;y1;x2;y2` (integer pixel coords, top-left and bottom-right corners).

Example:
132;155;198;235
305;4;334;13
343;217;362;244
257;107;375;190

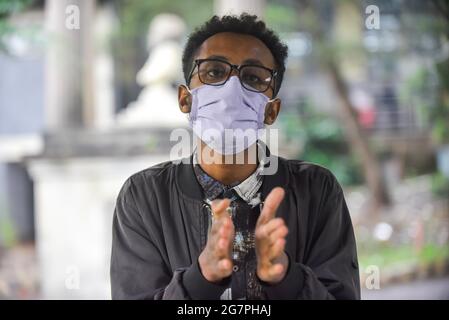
197;141;258;186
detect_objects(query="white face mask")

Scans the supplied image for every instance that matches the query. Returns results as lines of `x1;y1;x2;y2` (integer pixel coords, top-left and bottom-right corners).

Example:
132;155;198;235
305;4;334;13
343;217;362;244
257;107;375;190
188;76;273;155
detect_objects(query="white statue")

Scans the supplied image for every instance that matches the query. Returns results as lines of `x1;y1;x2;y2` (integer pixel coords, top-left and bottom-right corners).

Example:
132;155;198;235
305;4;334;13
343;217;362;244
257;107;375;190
116;13;188;128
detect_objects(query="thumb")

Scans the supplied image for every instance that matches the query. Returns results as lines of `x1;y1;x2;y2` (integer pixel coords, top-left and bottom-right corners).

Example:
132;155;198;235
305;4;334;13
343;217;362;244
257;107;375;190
257;187;285;227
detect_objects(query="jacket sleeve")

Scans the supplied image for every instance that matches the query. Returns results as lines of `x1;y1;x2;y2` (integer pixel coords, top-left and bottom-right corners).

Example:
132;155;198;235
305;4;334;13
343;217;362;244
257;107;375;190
110;177;230;300
258;172;361;300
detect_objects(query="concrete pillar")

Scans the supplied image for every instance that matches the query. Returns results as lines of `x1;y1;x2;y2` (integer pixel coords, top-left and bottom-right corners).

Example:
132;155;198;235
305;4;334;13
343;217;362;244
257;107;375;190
44;0;95;131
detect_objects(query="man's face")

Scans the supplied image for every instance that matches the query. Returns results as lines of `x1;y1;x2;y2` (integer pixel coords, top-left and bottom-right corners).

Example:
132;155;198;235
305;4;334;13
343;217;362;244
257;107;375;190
179;32;281;125
189;32;277;99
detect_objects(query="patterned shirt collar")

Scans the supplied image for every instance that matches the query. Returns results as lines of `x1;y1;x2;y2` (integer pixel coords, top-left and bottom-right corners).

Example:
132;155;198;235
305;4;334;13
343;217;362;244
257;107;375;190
192;142;268;206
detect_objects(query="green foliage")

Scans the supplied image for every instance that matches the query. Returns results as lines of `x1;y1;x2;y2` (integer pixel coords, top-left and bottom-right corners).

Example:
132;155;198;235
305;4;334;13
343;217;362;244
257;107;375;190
398;2;449;146
400;68;435;129
265;3;298;33
431;172;449;198
280;103;363;186
0;0;32;15
420;244;449;264
359;243;449;270
431;58;449;145
400;56;449;146
0;214;16;248
0;0;33;52
116;0;213;39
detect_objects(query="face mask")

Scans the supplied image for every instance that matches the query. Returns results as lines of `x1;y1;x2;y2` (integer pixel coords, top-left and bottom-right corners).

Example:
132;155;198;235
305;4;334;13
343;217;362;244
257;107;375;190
187;76;273;155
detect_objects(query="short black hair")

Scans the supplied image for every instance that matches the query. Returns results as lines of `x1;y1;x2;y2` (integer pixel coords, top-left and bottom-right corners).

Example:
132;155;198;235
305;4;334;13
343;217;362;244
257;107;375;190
182;13;288;96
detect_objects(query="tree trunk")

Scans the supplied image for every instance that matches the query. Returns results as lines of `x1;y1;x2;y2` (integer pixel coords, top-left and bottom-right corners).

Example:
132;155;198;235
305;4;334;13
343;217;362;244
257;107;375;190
295;0;391;209
326;59;391;207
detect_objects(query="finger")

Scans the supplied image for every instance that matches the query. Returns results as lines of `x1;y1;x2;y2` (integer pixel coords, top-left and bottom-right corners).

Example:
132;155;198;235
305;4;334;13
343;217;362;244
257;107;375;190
218;220;232;237
257;187;285;227
268;225;288;245
256;218;284;240
209;216;225;237
217;215;233;234
218;229;234;251
210;208;232;236
218;258;233;276
211;198;231;220
218;237;228;251
268;238;286;260
268;263;285;278
215;222;235;257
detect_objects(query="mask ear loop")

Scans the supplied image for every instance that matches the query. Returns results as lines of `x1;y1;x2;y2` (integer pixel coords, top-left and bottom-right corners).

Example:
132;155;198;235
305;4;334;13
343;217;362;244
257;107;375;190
182;84;193;122
259;96;277;129
264;95;281;116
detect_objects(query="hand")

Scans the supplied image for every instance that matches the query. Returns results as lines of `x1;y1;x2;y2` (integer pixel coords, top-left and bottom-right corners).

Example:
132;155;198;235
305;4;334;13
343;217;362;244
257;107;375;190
198;199;235;283
255;187;289;284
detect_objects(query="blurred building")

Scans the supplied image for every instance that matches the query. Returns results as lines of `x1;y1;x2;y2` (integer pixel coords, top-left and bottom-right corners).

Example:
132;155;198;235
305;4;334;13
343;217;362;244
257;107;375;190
0;0;447;300
0;0;188;299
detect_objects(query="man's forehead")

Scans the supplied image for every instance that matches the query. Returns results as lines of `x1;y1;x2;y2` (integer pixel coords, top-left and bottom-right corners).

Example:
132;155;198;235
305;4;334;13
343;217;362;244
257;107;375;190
195;32;276;68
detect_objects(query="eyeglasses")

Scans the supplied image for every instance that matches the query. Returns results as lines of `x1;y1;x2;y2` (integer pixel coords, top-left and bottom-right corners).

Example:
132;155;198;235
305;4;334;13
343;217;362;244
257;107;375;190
188;58;277;93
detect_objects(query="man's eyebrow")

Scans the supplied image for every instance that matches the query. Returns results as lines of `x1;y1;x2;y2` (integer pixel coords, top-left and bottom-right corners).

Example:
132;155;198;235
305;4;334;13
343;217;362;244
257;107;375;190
201;56;270;68
242;58;264;66
204;55;229;61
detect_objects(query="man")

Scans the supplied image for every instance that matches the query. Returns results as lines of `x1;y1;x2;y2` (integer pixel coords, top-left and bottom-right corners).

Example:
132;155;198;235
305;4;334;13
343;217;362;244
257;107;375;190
110;14;360;300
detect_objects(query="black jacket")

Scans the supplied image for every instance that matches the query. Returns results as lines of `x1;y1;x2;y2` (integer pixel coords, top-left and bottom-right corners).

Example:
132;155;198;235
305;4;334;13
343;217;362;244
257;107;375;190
110;154;361;300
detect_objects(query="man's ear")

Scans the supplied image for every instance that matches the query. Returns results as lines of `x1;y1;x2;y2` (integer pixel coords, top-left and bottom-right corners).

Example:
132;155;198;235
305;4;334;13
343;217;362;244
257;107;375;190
264;98;281;125
178;85;191;113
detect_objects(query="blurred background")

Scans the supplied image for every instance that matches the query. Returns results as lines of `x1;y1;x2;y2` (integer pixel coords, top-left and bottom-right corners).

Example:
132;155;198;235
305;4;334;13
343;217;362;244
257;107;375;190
0;0;448;300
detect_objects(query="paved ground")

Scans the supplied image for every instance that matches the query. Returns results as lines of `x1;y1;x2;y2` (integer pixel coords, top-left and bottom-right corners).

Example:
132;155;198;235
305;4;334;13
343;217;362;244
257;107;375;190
362;277;449;300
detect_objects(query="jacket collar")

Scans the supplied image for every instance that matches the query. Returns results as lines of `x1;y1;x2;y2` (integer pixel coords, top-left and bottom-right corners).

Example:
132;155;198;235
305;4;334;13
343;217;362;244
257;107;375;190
192;141;267;203
175;146;289;202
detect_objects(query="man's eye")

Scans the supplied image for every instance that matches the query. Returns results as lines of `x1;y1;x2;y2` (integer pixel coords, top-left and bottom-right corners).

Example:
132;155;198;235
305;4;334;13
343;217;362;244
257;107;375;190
243;73;262;84
206;68;225;78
